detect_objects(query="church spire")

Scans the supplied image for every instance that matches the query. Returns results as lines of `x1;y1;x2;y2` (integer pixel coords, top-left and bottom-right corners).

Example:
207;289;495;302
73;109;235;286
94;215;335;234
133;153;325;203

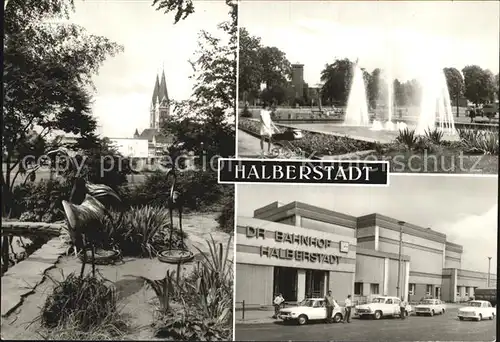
152;74;160;104
159;69;169;103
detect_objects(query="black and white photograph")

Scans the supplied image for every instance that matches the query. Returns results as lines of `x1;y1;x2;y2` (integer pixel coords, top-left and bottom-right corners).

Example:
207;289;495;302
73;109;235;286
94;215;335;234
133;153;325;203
234;175;497;341
2;0;235;340
237;1;499;174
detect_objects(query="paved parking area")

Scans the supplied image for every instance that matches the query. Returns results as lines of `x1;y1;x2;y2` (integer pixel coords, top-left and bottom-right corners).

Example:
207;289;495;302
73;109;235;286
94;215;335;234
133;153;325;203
235;307;496;341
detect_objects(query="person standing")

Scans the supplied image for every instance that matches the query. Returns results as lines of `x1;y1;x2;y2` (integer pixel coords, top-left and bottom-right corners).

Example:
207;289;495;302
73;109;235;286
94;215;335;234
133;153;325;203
259;102;274;156
400;297;407;320
343;295;353;323
273;293;284;319
324;290;335;323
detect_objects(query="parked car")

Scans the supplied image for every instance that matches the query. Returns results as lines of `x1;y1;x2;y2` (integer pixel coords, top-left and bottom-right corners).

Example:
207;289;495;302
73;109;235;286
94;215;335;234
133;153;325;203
355;296;411;320
278;298;345;325
458;300;496;321
415;299;446;316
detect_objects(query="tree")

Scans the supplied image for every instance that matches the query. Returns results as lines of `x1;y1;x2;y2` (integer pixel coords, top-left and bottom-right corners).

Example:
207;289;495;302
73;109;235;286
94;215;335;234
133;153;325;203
394;79;407;107
238;28;263;103
152;0;195;24
368;68;381;109
259;46;292;89
320;58;354;106
159;0;237;160
2;0;122;216
462;65;496;106
495;73;500;102
443;67;464;117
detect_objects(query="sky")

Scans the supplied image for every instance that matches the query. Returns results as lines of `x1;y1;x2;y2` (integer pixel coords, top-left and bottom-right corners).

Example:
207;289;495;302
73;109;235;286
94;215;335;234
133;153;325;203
237;175;498;274
240;0;500;87
69;0;230;137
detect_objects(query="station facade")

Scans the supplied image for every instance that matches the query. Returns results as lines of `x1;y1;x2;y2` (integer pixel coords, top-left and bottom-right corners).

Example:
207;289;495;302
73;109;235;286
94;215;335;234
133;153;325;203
236;201;496;306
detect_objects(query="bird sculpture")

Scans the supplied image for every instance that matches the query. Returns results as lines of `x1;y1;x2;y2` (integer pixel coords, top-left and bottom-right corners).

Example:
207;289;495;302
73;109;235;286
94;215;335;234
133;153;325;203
166;168;185;250
62;194;106;278
47;148;122;267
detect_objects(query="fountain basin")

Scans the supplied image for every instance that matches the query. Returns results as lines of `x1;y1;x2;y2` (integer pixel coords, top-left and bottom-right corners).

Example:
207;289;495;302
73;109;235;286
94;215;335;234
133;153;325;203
78;249;121;265
158;249;194;264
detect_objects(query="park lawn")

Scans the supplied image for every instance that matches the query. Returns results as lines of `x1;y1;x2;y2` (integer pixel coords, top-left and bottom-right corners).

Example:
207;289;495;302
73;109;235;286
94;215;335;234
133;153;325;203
369;150;498;174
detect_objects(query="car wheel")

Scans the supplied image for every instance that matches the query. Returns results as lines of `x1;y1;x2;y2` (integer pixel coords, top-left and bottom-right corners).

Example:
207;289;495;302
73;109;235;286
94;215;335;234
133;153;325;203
333;313;342;323
477;314;482;322
459;317;464;321
489;313;495;320
430;310;434;317
297;315;308;325
374;311;382;320
442;309;445;314
416;313;420;316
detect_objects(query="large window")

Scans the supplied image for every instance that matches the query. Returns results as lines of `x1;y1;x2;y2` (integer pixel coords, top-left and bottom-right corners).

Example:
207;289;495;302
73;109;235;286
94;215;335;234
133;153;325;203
426;285;433;295
370;283;380;295
354;282;363;296
409;283;416;296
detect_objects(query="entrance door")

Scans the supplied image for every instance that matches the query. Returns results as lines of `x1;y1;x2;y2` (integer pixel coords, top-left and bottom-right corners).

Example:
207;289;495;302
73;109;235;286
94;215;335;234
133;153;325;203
273;267;298;302
305;270;326;298
435;287;440;299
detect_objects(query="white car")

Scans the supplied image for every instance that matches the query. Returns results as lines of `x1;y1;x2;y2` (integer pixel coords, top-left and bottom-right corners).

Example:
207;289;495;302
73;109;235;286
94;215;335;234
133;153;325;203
415;299;446;316
278;298;345;325
458;300;496;321
355;296;411;320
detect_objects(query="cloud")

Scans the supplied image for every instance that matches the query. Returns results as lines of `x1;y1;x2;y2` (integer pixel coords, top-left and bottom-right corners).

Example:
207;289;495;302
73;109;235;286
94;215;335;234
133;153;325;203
434;206;497;273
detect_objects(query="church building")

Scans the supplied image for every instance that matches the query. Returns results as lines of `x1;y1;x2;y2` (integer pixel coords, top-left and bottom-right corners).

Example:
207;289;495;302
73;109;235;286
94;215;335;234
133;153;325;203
133;69;173;162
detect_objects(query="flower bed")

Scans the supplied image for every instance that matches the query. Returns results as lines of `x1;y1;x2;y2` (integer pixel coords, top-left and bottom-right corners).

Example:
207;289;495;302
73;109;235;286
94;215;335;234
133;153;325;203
238;118;375;156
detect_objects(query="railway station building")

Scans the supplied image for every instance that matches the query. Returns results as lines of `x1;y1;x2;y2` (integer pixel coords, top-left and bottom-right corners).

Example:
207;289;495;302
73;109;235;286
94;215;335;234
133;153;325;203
236;201;496;306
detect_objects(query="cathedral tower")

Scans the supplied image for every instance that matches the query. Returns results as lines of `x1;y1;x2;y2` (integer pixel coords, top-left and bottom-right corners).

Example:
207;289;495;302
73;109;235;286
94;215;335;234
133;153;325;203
150;69;170;129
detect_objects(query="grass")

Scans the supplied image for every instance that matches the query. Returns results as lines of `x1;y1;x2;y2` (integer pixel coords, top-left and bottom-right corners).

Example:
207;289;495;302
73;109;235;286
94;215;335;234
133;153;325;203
37;271;129;340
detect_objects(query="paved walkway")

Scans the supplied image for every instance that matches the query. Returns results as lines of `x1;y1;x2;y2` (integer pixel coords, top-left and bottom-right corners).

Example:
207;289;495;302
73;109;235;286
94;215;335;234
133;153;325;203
237;130;278;158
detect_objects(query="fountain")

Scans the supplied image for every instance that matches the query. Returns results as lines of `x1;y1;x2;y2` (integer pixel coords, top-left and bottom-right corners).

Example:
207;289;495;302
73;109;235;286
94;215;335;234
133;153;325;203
415;67;456;135
344;59;370;126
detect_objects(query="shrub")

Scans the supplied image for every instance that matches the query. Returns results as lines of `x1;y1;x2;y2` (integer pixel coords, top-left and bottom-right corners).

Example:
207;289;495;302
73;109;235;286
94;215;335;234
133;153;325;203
396;128;417;149
424;128;444;144
241;104;252;118
458;128;499;155
155;310;231;341
11;179;72;222
126;170;232;212
41;273;122;332
216;192;234;234
99;206;187;257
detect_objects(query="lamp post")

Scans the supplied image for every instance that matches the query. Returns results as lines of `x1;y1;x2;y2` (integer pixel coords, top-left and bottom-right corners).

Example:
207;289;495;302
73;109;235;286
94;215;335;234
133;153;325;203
396;221;405;299
487;257;492;287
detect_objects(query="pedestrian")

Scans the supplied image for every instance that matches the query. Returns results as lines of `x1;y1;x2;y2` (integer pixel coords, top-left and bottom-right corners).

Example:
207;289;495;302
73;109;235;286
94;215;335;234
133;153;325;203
259;102;274;156
324;290;335;323
273;293;284;319
469;108;476;123
400;297;407;320
343;294;353;323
